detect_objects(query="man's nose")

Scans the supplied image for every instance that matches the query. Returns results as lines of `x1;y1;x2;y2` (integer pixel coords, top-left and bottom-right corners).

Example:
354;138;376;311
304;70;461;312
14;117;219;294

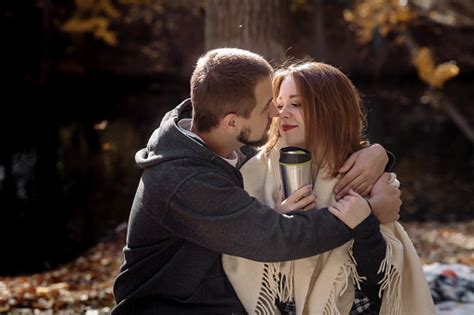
279;105;290;118
269;102;279;118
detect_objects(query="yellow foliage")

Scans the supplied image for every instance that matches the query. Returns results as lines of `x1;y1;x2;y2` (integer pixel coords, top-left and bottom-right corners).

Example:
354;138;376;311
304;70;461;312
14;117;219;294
75;0;96;11
119;0;152;4
74;0;119;17
62;17;118;46
63;17;106;32
290;0;310;13
63;0;120;46
343;0;416;44
343;10;355;22
412;48;460;88
95;27;118;46
345;1;460;89
99;0;120;18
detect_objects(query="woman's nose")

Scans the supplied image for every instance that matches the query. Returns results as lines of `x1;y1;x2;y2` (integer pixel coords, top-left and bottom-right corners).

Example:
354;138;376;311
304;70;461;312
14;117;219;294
279;105;290;118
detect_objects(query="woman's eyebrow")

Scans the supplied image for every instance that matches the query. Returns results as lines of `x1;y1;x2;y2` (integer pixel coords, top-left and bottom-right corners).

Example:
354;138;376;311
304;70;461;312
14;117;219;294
277;95;301;100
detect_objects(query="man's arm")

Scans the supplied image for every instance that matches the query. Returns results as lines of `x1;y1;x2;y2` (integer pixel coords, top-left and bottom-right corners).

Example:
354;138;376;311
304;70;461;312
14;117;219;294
368;173;401;223
160;171;354;262
350;172;401;310
352;212;386;312
334;144;394;200
328;181;400;311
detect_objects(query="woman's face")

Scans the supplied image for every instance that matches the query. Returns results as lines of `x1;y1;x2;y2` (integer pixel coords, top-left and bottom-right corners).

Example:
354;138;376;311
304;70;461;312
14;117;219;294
276;76;306;148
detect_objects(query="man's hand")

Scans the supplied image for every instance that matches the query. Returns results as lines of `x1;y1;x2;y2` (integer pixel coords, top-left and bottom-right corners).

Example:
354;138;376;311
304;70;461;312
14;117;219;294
334;144;388;200
276;185;316;214
368;173;402;224
329;189;371;229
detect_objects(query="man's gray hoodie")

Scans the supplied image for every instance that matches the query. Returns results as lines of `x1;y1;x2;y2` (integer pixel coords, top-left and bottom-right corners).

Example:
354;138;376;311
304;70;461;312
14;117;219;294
112;99;384;314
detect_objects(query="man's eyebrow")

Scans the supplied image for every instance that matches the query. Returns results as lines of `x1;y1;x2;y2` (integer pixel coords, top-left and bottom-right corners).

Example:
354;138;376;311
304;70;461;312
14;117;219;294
261;98;273;113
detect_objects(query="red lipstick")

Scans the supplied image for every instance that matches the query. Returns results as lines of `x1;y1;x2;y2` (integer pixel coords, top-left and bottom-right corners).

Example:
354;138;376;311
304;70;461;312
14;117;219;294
282;125;297;132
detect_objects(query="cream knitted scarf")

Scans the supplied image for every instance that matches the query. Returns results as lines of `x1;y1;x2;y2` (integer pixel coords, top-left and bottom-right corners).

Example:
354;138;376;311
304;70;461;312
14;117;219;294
222;145;435;315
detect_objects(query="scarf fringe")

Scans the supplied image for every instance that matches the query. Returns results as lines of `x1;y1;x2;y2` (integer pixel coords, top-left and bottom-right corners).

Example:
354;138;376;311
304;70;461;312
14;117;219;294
231;152;432;315
255;263;279;315
255;261;295;314
378;233;402;315
255;236;402;315
320;241;361;315
347;240;366;291
323;287;340;315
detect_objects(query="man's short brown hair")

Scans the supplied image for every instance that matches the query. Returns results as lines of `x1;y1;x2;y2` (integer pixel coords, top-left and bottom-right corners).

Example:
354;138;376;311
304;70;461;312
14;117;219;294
190;48;273;132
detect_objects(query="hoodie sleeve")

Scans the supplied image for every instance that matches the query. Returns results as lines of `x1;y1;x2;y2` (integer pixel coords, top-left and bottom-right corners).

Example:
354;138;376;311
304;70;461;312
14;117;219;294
160;171;357;262
352;213;386;311
385;150;396;172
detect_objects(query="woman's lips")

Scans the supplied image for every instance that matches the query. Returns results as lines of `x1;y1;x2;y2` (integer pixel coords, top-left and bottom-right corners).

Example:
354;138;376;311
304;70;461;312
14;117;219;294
282;125;297;132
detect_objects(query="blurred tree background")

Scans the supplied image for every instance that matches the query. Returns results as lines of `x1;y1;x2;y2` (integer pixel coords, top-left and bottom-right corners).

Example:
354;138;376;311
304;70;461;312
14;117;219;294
0;0;472;278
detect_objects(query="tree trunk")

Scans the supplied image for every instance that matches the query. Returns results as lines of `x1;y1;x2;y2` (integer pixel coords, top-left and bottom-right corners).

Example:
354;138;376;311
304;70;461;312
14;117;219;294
313;0;326;60
40;0;51;84
205;0;289;63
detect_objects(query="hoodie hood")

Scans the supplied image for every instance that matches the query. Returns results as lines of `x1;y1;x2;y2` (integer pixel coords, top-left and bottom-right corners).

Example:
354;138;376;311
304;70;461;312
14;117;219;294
134;127;166;169
135;98;258;171
135;99;214;169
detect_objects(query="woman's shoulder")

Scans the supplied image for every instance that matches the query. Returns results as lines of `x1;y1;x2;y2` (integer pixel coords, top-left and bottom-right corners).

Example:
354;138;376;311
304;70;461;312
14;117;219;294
240;149;269;171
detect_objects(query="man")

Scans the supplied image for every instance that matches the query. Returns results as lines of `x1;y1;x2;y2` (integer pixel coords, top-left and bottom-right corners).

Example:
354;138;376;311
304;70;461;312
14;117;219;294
112;48;400;314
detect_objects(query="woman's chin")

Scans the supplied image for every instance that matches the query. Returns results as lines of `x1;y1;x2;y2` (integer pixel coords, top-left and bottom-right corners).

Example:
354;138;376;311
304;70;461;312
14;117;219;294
283;138;305;148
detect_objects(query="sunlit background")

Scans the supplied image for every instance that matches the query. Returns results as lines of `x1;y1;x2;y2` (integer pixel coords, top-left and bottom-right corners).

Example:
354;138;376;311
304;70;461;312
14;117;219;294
0;0;472;313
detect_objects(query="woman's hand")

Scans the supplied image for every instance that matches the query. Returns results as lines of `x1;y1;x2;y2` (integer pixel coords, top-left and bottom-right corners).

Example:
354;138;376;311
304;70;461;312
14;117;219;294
329;189;371;229
334;144;388;200
275;185;316;214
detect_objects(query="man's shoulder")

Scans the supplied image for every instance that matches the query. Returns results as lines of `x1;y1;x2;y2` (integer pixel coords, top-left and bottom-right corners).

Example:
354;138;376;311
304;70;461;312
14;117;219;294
144;156;229;186
237;145;258;168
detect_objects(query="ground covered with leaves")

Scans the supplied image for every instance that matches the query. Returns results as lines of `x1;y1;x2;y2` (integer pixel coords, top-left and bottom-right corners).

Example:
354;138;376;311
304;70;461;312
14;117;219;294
1;221;473;314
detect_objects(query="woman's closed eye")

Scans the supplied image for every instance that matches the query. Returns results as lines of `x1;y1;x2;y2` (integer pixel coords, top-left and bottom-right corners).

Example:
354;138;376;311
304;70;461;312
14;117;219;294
277;103;300;111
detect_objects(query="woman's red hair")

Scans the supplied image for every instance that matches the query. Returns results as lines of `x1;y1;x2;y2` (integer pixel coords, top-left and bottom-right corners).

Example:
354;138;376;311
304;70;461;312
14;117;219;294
266;62;368;177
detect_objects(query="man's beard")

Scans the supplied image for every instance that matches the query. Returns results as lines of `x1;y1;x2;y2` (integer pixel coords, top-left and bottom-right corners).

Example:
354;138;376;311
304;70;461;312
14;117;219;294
237;126;268;147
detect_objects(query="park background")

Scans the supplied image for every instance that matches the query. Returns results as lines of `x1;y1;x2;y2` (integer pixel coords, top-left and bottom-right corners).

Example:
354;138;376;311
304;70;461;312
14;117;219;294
0;0;473;313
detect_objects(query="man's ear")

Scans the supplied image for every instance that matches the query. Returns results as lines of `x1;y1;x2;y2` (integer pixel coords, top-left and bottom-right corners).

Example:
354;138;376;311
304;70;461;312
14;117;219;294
221;113;239;132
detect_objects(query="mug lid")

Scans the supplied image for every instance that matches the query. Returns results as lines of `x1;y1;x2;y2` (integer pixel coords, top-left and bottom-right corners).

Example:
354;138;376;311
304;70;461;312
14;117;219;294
279;146;311;164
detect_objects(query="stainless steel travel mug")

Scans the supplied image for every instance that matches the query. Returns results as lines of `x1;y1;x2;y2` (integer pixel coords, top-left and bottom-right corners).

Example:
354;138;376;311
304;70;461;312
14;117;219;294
279;147;312;198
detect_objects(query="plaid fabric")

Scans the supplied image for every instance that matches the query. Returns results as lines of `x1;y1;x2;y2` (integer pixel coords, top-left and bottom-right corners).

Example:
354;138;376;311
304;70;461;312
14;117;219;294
350;290;379;315
277;300;297;315
277;290;378;315
278;291;377;315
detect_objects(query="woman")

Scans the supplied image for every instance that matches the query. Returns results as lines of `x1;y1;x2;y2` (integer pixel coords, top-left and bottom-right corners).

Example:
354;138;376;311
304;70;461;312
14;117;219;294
223;62;435;314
